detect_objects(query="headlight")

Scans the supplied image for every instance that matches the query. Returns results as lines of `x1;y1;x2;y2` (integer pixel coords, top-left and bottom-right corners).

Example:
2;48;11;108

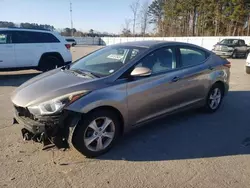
28;91;89;115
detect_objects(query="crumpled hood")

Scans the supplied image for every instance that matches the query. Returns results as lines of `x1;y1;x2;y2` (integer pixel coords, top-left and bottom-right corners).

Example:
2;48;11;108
11;69;96;107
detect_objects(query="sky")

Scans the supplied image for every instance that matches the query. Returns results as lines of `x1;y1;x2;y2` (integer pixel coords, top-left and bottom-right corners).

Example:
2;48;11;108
0;0;153;34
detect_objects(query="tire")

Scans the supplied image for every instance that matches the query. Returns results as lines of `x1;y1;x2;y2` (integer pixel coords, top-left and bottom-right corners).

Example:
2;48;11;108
203;83;224;113
246;67;250;74
231;50;237;59
38;55;62;72
72;110;121;157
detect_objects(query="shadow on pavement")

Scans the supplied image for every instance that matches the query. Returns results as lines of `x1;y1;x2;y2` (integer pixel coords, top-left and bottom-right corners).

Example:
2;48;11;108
99;91;250;161
0;73;40;87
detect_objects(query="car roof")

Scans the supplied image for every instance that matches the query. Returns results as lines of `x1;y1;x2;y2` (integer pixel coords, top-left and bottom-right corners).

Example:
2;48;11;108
112;40;209;51
113;40;169;48
0;27;53;33
222;38;243;41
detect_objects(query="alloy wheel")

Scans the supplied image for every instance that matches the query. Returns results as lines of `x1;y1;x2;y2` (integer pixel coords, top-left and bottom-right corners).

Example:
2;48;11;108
209;88;222;110
83;117;115;152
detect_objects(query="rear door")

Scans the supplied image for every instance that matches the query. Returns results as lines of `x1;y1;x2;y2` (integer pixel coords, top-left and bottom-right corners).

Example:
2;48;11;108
0;31;16;68
175;45;211;105
12;31;45;67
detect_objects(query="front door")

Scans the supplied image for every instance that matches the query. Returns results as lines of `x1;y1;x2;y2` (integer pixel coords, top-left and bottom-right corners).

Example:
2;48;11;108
0;31;15;68
127;46;185;125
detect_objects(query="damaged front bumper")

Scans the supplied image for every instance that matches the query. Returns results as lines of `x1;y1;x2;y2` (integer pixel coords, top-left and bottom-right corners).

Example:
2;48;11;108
13;105;81;149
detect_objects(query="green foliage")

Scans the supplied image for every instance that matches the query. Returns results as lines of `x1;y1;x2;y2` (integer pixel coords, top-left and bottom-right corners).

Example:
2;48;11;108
148;0;250;36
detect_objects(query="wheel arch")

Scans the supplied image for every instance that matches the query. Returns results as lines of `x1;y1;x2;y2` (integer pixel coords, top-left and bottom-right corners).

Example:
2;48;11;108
211;80;226;96
80;106;125;135
38;52;64;66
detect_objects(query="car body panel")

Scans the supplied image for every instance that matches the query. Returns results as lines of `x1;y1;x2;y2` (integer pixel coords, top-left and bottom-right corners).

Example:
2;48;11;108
11;68;102;107
0;31;16;68
11;41;230;135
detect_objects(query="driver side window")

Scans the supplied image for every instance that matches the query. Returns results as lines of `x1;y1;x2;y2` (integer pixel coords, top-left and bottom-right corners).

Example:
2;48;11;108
136;47;177;74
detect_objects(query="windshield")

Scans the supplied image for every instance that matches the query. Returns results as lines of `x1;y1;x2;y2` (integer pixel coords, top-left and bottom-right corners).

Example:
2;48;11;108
219;39;238;45
70;46;146;77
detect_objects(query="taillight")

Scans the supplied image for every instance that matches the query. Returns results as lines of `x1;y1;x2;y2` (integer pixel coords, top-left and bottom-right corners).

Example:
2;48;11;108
65;44;71;50
223;61;231;68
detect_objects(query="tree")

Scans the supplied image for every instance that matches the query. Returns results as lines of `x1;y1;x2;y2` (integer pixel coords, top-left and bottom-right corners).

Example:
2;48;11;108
121;28;132;37
124;18;132;31
139;1;149;36
130;0;140;35
148;0;165;36
89;29;94;36
0;21;15;28
74;31;84;37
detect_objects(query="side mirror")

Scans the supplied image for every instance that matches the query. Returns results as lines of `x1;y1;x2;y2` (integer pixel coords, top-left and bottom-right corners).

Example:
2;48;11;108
130;67;151;77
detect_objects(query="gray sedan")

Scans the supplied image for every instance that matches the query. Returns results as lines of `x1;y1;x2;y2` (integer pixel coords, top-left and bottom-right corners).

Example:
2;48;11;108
11;41;231;157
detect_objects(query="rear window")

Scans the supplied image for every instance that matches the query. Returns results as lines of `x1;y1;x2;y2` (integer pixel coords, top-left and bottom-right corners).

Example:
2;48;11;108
180;47;207;67
12;31;60;43
0;31;11;44
0;33;7;44
66;39;75;42
219;39;238;45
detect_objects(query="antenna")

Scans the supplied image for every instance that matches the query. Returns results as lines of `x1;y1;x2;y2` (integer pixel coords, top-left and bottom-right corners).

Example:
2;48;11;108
70;0;73;36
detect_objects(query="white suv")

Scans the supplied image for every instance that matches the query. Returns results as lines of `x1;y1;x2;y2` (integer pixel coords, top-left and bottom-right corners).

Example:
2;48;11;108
0;28;72;72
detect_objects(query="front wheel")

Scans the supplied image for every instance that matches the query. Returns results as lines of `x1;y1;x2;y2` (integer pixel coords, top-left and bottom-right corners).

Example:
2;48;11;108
246;67;250;74
231;51;237;59
204;84;224;113
72;110;121;157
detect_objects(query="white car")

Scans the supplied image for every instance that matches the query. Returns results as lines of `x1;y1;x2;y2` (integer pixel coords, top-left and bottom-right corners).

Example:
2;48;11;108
65;38;77;46
246;53;250;74
0;28;72;72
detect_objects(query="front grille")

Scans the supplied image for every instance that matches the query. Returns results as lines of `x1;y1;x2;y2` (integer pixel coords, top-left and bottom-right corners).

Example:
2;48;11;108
14;105;33;119
215;45;228;51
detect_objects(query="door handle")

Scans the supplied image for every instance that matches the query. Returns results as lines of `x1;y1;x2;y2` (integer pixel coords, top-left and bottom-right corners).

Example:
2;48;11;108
171;76;179;82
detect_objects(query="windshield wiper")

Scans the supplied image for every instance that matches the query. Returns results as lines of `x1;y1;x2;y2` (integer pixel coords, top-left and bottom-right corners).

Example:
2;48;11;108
73;69;101;78
70;69;100;78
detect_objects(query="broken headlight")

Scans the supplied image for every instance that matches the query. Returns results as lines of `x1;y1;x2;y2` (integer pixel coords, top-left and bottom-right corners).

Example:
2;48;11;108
28;91;89;115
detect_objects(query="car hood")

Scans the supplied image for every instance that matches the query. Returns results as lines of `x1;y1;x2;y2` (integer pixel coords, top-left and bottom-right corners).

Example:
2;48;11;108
11;69;99;107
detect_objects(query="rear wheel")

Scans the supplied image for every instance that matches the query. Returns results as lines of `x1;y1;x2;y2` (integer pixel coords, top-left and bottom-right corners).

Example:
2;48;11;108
204;83;224;113
72;110;121;157
38;56;62;72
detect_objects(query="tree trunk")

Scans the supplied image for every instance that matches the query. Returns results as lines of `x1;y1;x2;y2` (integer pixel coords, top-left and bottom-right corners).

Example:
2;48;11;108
192;7;197;36
247;17;250;36
232;23;237;36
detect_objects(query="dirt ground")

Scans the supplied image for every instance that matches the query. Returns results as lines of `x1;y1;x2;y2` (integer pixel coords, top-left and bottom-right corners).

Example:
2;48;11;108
0;46;250;188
